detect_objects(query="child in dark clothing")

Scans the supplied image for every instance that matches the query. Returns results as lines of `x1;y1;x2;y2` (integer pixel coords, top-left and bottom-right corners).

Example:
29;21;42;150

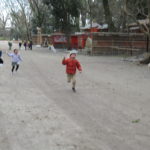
0;50;4;67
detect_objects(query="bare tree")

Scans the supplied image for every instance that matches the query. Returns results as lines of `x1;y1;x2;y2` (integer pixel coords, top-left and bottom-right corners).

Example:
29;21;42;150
0;14;9;29
28;0;51;33
124;0;149;34
5;0;32;40
0;13;9;38
123;0;150;52
16;0;31;39
28;0;46;27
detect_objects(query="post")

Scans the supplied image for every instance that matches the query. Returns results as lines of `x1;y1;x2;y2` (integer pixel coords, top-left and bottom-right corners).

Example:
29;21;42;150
146;35;149;53
36;27;42;47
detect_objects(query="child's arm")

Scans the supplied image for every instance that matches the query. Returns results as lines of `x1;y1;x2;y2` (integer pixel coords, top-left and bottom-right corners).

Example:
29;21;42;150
62;57;67;65
7;53;13;57
18;55;22;61
76;60;82;73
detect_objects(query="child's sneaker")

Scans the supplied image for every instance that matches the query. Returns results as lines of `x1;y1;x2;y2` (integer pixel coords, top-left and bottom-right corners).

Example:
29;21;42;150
72;87;76;92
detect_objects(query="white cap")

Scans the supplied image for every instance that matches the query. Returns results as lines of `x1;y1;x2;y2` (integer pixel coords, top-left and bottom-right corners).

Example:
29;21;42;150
70;50;78;55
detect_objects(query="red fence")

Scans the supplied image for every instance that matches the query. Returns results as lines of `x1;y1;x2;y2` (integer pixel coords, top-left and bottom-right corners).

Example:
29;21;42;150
32;32;149;55
92;33;149;55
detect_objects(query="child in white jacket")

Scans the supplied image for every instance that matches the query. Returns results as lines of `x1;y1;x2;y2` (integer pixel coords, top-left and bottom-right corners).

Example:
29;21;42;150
7;49;22;73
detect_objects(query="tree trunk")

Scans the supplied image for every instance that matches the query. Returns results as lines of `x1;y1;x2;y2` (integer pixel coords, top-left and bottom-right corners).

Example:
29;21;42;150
102;0;116;32
148;0;150;32
75;17;80;31
147;0;150;52
87;0;92;32
81;11;86;27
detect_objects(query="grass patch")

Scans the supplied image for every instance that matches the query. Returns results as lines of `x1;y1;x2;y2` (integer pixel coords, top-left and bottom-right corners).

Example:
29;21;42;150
0;37;9;40
132;119;140;123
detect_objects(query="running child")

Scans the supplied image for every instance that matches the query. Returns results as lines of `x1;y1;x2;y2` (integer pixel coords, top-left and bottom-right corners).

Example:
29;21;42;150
62;50;82;92
7;49;22;74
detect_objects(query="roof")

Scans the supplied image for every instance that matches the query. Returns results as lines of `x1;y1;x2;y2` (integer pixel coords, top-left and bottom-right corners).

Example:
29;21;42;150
129;26;140;30
138;18;149;25
81;23;108;30
128;18;149;27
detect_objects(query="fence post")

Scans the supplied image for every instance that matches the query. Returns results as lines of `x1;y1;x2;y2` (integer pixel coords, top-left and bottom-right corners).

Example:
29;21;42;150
131;40;133;56
146;35;149;53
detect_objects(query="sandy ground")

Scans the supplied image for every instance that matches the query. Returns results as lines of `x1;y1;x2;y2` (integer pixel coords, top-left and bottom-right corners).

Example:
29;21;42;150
0;41;150;150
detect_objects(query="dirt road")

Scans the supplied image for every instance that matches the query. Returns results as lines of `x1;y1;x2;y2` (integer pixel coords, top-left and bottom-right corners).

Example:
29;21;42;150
0;41;150;150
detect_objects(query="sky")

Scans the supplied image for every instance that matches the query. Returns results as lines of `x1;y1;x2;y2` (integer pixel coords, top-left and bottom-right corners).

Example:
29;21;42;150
0;0;28;27
0;0;11;27
0;0;7;14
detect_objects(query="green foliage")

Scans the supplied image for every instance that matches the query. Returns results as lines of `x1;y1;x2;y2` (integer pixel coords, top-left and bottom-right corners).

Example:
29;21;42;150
10;11;29;40
42;0;81;33
29;0;53;34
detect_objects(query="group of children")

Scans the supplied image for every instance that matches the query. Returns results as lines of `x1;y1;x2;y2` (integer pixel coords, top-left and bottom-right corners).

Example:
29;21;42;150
0;47;82;92
8;40;33;51
19;41;33;50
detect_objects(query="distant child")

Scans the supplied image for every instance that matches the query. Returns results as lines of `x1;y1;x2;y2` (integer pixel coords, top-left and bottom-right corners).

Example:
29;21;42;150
24;41;27;50
7;49;22;74
19;41;22;50
49;43;56;53
28;41;30;49
48;43;52;50
29;40;33;50
62;50;82;92
8;41;12;50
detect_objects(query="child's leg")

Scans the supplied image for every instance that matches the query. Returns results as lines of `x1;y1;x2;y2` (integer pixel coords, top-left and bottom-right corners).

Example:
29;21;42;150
67;74;72;83
72;75;76;88
12;65;15;72
16;64;19;71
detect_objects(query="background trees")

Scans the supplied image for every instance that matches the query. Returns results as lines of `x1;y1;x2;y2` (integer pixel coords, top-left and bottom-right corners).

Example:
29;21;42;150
5;0;32;40
0;13;9;38
0;0;149;40
28;0;53;34
42;0;81;34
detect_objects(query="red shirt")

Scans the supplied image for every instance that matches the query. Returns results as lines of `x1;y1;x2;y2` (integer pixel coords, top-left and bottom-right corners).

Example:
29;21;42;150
62;58;82;74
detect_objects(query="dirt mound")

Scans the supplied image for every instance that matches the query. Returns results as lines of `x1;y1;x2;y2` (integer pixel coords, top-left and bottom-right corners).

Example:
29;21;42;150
123;53;150;64
140;53;150;64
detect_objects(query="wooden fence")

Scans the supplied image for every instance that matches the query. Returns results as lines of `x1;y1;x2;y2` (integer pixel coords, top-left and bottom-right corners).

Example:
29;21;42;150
92;33;149;55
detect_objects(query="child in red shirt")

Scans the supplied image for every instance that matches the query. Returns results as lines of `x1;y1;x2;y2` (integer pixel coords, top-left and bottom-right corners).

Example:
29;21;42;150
62;50;82;92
